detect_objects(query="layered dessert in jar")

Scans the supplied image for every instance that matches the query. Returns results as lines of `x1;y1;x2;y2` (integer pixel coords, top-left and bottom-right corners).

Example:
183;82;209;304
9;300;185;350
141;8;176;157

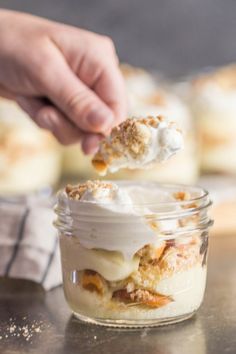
54;116;212;327
190;64;236;174
54;180;212;327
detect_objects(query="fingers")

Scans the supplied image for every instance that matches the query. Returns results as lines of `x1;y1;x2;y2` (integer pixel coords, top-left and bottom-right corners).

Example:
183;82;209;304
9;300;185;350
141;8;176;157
16;96;46;118
93;65;127;126
79;61;127;126
1;26;126;150
41;33;126;135
16;96;82;145
36;105;83;145
37;49;116;135
77;38;127;125
16;96;103;152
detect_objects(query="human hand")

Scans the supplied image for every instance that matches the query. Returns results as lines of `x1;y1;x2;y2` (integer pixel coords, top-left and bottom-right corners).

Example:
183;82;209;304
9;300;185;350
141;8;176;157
0;10;126;153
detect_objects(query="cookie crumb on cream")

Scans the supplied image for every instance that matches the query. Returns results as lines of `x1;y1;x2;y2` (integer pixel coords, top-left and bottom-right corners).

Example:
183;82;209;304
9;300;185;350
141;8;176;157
65;180;117;201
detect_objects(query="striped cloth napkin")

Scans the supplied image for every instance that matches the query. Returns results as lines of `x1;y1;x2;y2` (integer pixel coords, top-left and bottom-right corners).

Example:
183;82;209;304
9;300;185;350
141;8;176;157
0;190;62;290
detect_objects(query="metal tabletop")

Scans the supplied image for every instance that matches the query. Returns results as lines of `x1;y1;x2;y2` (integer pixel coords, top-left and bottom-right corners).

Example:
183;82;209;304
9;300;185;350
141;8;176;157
0;234;236;354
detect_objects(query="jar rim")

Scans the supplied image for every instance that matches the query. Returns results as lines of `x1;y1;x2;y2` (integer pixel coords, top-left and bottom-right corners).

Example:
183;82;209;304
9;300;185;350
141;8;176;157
57;181;209;208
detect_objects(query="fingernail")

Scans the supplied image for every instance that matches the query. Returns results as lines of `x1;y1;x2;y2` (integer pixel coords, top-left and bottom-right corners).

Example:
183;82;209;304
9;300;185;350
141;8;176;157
87;109;113;130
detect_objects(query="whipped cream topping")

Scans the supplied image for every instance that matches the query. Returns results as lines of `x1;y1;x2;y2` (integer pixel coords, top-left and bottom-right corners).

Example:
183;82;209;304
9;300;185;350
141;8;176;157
92;116;183;175
58;181;182;260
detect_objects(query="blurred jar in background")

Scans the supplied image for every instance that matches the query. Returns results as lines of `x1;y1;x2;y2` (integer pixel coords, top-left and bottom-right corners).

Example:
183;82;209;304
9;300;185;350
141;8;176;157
120;64;158;107
190;64;236;175
0;98;62;195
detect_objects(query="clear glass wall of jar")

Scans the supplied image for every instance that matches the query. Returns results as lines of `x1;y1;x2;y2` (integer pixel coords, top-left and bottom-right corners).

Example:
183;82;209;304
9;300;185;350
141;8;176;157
54;182;213;328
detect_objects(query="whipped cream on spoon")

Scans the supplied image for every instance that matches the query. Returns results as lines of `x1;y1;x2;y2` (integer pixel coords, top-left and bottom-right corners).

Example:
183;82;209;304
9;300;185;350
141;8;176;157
92;116;183;175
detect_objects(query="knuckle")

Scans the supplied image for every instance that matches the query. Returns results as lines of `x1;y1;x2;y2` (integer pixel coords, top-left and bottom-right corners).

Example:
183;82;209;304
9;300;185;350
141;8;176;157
65;92;84;112
65;90;97;121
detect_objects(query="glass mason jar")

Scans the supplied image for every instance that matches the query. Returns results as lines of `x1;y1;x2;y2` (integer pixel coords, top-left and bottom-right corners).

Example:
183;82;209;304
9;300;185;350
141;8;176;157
54;182;213;328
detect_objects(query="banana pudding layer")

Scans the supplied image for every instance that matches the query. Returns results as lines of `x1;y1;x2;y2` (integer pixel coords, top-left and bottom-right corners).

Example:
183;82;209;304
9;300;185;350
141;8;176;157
55;181;212;325
64;264;206;321
92;116;183;176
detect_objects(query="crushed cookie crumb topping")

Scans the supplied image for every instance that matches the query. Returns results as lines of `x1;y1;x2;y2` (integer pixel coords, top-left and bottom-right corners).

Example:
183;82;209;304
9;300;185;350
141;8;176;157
65;180;116;200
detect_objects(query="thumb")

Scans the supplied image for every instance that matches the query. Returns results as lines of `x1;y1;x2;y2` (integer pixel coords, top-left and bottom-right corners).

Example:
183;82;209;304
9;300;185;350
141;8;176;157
42;59;115;134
